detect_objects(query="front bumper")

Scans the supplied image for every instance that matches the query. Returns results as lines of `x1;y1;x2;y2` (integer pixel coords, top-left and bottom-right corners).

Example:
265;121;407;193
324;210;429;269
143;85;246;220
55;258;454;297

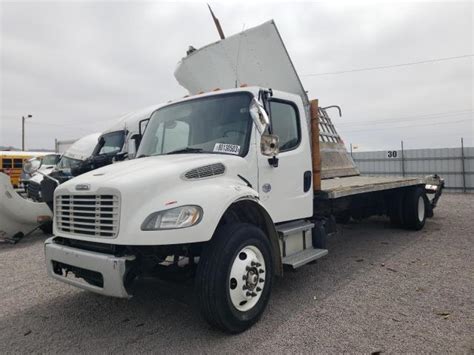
44;237;135;298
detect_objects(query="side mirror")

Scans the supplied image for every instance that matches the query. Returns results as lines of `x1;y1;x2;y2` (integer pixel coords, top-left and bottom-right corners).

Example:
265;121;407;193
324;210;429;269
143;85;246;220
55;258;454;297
249;97;270;135
23;158;42;174
127;135;140;159
114;151;128;162
260;134;279;157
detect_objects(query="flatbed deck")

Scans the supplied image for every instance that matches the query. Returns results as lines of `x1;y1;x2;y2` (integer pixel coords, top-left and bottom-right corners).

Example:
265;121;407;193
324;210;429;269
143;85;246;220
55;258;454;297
320;175;425;199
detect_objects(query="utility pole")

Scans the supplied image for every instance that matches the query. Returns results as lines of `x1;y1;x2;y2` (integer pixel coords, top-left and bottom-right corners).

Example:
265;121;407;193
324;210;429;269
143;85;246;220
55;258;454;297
461;137;466;193
22;114;32;151
401;140;405;177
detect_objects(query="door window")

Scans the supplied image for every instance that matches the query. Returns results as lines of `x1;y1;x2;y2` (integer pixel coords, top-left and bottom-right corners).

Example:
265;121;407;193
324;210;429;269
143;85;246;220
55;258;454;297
269;101;300;152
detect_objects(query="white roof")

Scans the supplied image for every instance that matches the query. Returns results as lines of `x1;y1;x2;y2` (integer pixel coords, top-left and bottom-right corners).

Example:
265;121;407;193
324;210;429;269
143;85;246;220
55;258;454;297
103;104;164;134
63;132;101;161
174;20;309;108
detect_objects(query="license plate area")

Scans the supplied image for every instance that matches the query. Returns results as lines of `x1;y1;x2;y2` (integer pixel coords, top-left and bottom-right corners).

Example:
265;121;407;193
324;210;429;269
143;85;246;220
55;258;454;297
52;260;104;288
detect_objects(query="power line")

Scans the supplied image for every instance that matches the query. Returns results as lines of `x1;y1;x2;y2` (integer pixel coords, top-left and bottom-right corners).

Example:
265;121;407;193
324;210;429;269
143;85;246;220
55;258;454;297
338;110;473;127
341;118;473;133
303;54;474;77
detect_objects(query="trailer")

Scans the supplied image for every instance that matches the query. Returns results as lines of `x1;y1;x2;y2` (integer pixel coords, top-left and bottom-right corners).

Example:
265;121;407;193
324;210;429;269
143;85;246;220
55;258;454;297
43;21;444;333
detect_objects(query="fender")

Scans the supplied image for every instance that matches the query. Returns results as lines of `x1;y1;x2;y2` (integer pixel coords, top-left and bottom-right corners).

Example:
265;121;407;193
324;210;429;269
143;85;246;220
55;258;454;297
216;196;283;276
0;173;52;239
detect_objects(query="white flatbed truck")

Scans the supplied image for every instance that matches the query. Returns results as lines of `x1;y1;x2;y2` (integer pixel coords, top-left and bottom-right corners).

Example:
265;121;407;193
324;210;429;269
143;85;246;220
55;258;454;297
44;21;444;333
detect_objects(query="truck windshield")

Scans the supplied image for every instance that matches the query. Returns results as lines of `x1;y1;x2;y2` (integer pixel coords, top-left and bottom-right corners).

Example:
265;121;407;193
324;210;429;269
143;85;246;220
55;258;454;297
41;154;60;165
56;156;81;169
96;131;125;155
138;93;252;157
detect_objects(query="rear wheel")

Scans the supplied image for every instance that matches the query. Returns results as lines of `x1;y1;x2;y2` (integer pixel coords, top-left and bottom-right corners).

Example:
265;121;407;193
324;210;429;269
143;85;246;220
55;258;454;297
403;187;427;230
196;223;273;333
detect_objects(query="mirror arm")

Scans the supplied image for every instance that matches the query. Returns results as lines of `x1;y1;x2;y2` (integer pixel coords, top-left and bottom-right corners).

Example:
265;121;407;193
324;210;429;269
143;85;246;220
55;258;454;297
258;89;274;134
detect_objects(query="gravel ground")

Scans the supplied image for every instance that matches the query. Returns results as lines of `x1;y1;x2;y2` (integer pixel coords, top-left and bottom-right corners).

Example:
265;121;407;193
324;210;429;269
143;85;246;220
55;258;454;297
0;193;472;353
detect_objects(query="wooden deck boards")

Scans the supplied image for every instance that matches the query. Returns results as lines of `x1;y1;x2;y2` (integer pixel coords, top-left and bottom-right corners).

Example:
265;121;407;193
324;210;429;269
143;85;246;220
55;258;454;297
320;175;425;199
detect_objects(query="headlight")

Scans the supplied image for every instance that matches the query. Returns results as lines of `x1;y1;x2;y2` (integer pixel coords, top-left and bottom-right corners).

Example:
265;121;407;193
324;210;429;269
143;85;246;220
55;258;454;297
141;205;203;231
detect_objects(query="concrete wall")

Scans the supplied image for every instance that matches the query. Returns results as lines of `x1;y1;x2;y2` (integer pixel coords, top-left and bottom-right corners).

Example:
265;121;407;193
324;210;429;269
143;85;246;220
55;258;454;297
352;147;474;192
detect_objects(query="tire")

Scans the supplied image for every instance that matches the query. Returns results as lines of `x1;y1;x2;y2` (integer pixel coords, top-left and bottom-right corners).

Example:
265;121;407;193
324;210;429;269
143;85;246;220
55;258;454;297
388;192;405;226
39;221;53;235
195;223;273;333
402;187;427;230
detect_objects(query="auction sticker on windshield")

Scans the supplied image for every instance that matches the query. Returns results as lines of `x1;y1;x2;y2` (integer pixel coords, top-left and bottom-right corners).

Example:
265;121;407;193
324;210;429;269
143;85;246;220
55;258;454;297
213;143;241;155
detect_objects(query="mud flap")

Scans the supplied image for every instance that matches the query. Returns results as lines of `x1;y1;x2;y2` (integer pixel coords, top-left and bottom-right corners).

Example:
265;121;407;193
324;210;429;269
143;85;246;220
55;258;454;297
424;174;445;216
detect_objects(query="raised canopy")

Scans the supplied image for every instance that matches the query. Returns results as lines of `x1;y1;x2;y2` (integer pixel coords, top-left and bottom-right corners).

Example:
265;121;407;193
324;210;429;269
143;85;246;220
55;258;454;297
174;20;309;108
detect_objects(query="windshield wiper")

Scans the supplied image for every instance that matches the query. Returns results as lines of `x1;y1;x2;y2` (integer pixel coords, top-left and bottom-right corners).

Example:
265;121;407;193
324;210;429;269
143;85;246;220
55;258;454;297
166;147;203;155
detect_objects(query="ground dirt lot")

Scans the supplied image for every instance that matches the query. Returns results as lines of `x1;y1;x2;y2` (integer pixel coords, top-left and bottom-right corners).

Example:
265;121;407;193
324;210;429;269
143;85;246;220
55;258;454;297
1;193;472;353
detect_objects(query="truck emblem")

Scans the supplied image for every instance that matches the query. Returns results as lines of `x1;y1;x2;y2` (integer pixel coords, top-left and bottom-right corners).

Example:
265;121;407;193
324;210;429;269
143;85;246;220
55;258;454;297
75;184;90;191
262;183;271;193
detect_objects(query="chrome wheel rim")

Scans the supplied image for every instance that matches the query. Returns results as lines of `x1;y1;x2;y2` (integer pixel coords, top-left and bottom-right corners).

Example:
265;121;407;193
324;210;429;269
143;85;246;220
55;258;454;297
417;195;425;222
229;245;266;312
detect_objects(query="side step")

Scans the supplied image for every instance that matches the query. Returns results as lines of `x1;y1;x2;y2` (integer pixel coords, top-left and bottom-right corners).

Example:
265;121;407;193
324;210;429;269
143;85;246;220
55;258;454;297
283;248;328;269
276;220;314;236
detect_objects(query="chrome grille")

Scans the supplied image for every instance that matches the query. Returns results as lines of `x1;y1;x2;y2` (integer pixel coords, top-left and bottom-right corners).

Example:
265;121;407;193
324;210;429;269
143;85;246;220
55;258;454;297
184;163;225;180
55;194;120;238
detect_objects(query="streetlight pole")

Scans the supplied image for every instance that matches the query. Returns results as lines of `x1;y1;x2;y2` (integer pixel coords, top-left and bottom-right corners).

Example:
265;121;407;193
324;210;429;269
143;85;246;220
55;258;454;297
22;114;32;151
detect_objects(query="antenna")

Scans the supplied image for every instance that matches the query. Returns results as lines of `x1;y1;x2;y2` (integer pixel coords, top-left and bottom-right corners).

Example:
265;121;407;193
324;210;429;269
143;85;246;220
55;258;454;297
207;4;225;40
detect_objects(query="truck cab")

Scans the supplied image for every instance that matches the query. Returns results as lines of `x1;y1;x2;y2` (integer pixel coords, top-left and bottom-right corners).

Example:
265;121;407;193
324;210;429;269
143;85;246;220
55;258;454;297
44;87;314;329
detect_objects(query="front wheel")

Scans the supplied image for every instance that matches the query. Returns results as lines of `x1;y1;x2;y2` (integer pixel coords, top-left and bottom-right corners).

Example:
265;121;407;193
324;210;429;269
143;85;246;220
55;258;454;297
195;223;273;333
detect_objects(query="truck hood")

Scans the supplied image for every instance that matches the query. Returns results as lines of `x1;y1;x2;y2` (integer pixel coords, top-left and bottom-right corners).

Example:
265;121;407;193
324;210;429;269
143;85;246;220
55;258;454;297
59;154;247;191
174;20;308;108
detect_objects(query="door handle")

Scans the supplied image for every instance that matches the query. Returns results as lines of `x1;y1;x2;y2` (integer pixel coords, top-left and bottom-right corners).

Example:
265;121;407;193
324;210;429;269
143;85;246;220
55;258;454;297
304;171;312;192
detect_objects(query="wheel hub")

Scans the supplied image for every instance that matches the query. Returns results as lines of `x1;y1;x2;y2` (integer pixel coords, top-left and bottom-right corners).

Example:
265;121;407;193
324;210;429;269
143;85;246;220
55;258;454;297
246;268;259;290
418;195;425;222
229;246;266;312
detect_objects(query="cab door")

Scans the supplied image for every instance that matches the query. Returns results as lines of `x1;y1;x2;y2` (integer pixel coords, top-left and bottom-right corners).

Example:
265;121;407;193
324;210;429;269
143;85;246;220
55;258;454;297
257;93;313;223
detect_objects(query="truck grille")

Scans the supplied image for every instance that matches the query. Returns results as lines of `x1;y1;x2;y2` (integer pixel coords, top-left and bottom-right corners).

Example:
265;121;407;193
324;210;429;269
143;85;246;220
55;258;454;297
27;181;42;201
55;194;120;238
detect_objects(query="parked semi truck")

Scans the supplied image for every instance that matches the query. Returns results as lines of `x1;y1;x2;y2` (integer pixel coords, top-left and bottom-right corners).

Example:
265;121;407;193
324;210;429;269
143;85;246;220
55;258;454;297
38;104;162;211
26;134;100;203
44;21;444;333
